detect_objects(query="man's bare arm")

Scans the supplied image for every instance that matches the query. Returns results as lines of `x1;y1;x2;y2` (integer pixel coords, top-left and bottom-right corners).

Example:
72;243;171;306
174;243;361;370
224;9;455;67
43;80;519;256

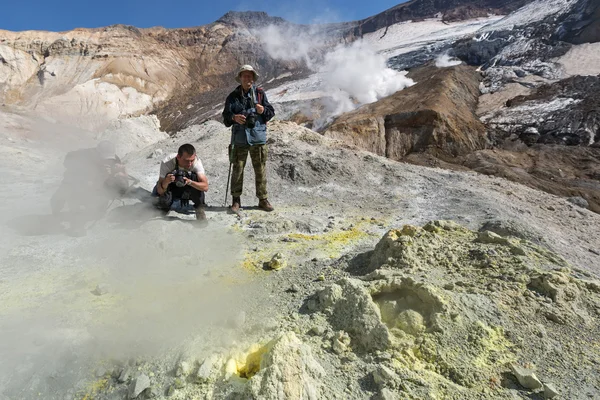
185;174;209;192
157;174;175;196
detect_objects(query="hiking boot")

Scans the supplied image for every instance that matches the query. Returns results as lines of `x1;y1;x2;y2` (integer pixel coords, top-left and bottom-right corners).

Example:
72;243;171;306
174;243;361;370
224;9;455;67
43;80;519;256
195;207;208;227
195;207;207;220
258;198;274;212
230;197;241;214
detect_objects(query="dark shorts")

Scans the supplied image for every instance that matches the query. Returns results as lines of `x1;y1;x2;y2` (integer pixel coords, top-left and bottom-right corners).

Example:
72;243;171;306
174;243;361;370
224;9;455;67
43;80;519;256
152;183;205;210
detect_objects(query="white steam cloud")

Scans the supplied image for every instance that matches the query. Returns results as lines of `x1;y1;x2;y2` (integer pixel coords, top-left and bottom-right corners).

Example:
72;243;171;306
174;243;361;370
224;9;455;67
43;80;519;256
435;52;462;68
318;41;414;118
0;110;262;399
258;25;414;126
259;25;324;69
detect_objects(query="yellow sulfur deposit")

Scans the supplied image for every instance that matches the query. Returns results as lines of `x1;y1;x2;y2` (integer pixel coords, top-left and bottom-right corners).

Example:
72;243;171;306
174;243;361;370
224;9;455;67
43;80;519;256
81;377;108;400
228;343;269;379
269;253;286;270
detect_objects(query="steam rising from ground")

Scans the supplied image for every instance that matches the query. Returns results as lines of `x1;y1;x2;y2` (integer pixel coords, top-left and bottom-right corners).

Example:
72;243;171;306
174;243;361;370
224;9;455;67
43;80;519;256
0;110;254;399
259;25;323;69
0;225;247;398
318;41;414;119
435;52;462;67
259;25;414;125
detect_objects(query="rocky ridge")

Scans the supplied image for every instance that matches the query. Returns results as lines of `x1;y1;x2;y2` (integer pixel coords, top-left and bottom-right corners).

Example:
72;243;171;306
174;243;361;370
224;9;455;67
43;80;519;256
323;64;488;161
354;0;531;36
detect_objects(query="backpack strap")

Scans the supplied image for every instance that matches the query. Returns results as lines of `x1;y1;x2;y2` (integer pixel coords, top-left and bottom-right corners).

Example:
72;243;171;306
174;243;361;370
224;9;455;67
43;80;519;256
256;87;263;104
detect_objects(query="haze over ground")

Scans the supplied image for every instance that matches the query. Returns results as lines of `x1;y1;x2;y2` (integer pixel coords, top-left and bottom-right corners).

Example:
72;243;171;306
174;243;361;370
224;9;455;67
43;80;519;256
1;0;599;398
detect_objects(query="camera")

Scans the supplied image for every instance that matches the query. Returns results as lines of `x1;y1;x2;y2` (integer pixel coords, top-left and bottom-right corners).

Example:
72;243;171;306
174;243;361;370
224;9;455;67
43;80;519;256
172;169;194;188
244;108;257;129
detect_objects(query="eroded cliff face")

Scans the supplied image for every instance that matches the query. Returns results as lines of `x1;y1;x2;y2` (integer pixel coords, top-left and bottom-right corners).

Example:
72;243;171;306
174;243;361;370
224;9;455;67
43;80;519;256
0;25;193;130
0;15;312;131
323;64;488;161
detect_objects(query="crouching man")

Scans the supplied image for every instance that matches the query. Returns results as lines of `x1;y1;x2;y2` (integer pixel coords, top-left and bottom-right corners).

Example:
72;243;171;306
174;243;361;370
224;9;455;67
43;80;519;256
153;143;208;222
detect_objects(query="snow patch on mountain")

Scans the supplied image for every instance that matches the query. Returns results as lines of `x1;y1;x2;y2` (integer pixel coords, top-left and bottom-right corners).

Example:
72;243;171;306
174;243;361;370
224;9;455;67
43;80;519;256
481;0;579;31
362;16;503;59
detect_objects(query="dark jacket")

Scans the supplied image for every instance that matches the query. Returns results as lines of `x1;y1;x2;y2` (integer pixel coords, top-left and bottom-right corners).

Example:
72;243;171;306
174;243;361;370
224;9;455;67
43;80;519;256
222;85;275;146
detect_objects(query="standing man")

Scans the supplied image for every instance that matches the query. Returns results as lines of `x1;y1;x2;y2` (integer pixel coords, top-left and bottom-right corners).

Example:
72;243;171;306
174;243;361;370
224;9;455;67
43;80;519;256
153;143;209;222
222;64;275;213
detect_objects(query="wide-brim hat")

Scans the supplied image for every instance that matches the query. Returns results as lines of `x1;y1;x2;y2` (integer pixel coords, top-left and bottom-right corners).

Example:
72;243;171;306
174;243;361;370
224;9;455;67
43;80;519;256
235;64;259;83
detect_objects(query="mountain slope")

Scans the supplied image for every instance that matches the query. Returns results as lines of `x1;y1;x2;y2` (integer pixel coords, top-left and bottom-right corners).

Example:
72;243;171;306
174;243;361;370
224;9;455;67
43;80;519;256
354;0;530;36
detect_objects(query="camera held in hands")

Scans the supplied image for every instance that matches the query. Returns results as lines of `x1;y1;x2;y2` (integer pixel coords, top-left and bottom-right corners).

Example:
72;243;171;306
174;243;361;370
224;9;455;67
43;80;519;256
244;108;257;129
171;168;196;188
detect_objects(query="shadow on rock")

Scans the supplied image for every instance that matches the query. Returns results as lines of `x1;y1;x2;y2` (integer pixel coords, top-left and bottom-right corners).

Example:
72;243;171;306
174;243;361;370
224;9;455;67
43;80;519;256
5;214;67;236
345;250;374;276
121;186;155;203
5;209;105;237
106;202;164;229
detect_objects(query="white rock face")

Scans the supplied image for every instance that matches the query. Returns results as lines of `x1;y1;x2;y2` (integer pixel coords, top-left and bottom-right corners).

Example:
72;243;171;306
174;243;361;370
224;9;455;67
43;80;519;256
248;332;325;400
0;45;39;92
0;28;190;130
97;115;167;157
34;79;154;131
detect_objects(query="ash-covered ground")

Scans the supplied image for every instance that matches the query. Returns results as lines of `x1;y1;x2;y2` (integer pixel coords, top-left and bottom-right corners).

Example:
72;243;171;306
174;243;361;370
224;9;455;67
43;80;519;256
1;114;598;399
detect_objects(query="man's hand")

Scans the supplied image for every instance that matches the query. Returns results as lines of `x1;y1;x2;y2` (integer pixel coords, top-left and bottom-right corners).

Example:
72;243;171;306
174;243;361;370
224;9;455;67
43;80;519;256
256;104;264;114
162;174;175;189
183;177;193;187
234;114;246;124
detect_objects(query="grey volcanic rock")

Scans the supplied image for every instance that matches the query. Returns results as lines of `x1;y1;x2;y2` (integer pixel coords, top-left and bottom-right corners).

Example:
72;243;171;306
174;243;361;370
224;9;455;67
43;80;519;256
216;11;289;29
555;0;600;44
387;42;454;71
486;75;600;147
354;0;530;37
324;64;488;161
1;115;600;399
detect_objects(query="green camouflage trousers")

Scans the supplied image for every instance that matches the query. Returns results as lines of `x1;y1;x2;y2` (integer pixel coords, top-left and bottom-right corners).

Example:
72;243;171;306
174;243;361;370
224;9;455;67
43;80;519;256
230;144;268;199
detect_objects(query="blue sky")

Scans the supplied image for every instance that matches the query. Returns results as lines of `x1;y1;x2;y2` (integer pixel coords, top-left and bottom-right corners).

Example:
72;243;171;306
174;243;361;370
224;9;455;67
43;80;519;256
2;0;407;32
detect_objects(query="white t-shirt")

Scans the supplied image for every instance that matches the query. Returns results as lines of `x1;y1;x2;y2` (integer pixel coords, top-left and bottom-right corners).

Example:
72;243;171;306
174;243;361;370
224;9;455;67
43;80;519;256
159;153;205;178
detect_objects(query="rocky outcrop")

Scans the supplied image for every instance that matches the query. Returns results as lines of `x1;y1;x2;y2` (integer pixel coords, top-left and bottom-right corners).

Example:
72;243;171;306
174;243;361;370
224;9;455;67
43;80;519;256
556;0;600;44
461;146;600;213
323;64;488;161
486;75;600;147
353;0;530;37
0;25;193;130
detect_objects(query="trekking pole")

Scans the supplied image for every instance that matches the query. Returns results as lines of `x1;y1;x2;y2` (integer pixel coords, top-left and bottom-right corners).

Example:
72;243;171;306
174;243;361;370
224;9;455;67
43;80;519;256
223;141;235;208
223;162;232;207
